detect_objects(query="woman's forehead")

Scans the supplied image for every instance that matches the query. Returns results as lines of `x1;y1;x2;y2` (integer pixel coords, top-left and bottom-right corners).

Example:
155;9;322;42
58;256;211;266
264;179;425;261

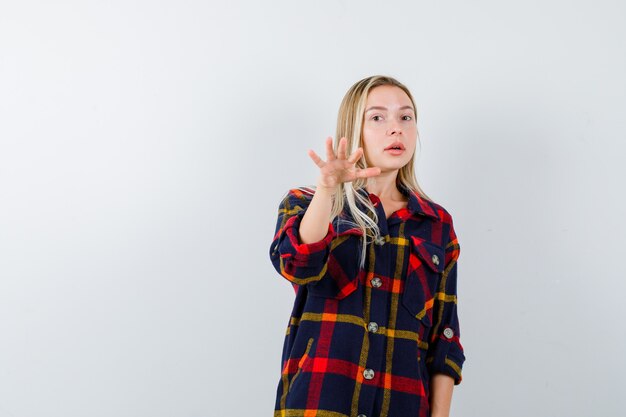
366;85;412;108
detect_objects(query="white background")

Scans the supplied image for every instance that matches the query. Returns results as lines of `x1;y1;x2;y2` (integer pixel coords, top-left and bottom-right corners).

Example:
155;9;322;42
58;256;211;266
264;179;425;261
1;1;625;416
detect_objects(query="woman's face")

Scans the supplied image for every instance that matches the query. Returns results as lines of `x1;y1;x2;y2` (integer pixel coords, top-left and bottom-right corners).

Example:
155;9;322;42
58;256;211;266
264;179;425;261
361;85;417;173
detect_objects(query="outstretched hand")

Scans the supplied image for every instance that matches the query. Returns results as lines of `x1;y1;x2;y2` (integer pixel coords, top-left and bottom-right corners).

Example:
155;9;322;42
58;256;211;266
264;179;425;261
308;136;381;191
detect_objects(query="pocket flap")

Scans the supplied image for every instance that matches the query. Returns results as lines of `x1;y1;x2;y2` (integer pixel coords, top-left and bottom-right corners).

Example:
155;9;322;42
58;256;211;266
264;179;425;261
409;236;445;273
402;237;445;328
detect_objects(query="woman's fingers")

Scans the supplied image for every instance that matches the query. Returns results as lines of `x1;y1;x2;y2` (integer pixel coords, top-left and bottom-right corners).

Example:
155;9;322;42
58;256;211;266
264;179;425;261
355;166;381;179
307;149;325;168
347;147;363;164
337;137;347;160
313;136;376;184
325;136;336;161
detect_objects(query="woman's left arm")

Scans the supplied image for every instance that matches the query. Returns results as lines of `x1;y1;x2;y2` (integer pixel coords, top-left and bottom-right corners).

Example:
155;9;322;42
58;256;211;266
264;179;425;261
425;210;465;412
430;373;455;417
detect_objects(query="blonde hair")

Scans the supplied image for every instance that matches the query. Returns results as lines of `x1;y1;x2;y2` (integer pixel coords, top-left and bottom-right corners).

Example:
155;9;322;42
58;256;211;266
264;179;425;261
329;75;433;268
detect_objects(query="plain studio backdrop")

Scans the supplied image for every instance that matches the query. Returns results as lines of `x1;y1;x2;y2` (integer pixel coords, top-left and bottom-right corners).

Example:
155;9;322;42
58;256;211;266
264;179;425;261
1;1;625;416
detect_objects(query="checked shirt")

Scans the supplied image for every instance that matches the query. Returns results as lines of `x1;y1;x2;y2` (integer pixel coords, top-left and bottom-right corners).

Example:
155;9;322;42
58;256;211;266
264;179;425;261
269;184;465;417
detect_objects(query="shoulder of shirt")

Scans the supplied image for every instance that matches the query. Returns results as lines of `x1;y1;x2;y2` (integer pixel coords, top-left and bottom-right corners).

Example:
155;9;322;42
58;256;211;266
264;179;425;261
284;185;317;202
412;190;454;225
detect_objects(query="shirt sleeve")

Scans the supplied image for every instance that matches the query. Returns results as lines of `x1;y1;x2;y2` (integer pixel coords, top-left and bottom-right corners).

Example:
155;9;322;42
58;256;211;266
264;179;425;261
425;214;465;385
269;188;336;286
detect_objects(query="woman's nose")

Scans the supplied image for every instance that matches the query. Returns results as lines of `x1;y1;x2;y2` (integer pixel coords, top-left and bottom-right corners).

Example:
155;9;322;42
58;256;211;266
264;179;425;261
387;121;402;135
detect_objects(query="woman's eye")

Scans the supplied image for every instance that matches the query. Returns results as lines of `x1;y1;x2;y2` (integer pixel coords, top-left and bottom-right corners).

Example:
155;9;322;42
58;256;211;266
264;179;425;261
402;115;413;121
372;115;382;121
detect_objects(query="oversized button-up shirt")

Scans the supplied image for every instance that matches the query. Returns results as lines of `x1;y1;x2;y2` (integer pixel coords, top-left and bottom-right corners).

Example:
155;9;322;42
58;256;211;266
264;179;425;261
269;184;465;417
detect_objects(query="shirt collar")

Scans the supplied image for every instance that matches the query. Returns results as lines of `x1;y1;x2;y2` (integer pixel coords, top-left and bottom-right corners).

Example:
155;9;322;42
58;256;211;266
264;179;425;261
356;184;440;221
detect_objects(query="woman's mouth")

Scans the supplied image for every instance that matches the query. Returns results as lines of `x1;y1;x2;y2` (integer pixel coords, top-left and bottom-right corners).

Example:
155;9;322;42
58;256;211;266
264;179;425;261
384;142;405;155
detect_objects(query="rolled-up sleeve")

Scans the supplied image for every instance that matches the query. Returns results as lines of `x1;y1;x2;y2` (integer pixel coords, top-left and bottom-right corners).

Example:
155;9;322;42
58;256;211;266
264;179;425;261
426;215;465;384
269;189;336;285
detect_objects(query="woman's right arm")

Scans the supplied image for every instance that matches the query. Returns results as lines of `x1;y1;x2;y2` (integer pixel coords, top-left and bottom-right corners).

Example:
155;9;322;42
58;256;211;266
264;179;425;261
300;136;379;243
269;136;380;285
297;185;334;244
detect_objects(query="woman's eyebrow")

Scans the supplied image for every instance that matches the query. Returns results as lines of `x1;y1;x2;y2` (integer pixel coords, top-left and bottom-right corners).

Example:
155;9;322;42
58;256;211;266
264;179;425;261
365;105;414;112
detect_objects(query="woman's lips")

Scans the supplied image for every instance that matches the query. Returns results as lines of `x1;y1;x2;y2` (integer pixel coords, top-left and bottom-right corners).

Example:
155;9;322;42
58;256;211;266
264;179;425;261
384;141;405;155
384;148;405;156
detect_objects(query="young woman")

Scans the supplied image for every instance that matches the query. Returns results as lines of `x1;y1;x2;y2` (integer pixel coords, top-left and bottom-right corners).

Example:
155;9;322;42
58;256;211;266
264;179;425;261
269;75;465;417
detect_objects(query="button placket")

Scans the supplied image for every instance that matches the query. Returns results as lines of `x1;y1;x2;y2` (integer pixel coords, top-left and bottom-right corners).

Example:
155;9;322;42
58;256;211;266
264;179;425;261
360;205;391;416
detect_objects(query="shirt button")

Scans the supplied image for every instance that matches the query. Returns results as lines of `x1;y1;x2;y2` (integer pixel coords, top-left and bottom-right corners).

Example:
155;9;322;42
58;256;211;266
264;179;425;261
374;236;385;246
363;368;375;380
370;277;382;288
367;322;379;333
432;254;440;266
443;327;454;339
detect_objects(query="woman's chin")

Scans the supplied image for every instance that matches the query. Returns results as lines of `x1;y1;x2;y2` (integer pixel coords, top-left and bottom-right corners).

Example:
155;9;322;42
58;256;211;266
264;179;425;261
376;165;405;174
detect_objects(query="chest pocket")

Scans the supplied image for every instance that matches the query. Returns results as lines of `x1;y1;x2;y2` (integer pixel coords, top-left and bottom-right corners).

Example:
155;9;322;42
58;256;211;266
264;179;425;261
307;227;364;300
401;236;445;328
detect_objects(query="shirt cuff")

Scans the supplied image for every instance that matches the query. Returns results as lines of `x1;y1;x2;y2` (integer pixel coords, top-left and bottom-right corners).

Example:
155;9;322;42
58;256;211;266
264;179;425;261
427;329;465;385
281;213;336;266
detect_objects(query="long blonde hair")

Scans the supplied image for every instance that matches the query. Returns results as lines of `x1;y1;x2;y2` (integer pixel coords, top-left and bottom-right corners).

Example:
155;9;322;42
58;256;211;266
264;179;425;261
328;75;433;268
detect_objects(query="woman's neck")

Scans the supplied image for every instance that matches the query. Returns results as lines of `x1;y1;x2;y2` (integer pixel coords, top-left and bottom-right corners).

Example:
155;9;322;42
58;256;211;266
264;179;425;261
365;171;404;201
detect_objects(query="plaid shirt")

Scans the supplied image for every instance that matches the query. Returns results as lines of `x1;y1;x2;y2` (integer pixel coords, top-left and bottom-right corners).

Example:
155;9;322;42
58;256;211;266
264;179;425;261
269;185;465;417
